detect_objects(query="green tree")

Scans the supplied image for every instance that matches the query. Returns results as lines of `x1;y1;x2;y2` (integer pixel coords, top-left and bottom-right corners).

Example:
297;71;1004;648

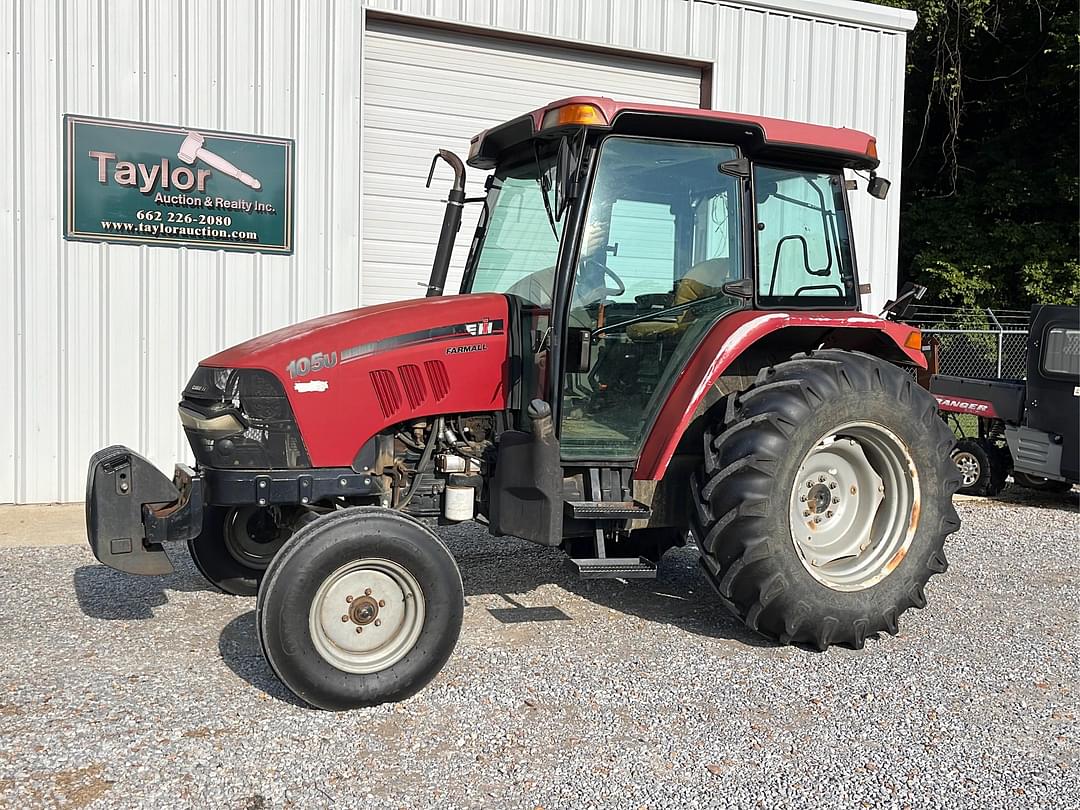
874;0;1079;308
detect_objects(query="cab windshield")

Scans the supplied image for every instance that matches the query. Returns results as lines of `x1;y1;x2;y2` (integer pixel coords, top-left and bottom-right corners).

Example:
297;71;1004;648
465;153;562;307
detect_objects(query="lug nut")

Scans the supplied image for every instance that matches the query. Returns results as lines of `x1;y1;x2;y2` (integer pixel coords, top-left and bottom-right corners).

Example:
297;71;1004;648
355;626;363;634
364;588;372;596
829;482;837;490
803;510;811;517
799;495;807;502
340;615;349;622
806;481;814;488
826;511;833;518
832;497;840;504
378;600;385;607
346;595;354;603
818;475;826;483
374;619;382;627
813;516;821;524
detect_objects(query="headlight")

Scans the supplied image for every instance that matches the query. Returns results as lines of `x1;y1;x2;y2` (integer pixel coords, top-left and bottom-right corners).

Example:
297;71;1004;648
183;366;237;401
180;366;310;469
178;406;244;439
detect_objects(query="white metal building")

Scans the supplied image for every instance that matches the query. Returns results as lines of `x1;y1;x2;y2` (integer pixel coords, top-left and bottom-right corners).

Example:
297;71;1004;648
1;0;916;504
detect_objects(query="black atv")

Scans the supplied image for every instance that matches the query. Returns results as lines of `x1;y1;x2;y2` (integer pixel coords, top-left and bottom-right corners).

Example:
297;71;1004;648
931;305;1078;497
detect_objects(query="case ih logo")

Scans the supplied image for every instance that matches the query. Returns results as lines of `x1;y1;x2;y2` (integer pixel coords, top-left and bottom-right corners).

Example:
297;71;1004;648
465;320;495;336
934;395;992;414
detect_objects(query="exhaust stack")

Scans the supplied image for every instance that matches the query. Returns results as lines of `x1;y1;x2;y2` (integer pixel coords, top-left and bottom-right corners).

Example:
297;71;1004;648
424;150;467;297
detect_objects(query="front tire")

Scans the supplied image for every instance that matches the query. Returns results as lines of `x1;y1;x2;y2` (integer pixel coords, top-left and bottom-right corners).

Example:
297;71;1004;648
188;506;301;596
256;507;464;710
951;437;1008;496
690;350;961;650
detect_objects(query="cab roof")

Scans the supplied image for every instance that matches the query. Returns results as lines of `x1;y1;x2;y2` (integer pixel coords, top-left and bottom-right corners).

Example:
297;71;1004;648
468;95;881;171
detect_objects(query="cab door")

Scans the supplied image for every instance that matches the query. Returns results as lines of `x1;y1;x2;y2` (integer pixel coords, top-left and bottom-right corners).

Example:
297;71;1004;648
557;136;748;462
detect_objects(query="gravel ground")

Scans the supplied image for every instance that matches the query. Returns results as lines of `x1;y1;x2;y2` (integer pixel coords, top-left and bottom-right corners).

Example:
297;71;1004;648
0;490;1077;809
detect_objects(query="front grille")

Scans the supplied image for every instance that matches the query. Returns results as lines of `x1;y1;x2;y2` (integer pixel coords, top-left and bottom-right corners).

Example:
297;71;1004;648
181;367;310;469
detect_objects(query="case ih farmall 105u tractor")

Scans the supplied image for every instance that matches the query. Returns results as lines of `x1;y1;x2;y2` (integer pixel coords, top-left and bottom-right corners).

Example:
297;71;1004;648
86;97;960;710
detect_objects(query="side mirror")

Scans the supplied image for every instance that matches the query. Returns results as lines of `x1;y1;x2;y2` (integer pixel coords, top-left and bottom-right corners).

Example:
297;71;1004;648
554;136;578;221
564;327;592;373
867;174;891;200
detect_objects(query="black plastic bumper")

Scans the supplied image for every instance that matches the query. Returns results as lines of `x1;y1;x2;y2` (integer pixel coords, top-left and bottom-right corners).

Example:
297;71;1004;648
85;445;204;575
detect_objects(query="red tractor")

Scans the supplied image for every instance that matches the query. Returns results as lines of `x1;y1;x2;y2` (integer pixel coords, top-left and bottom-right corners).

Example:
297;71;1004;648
85;97;960;710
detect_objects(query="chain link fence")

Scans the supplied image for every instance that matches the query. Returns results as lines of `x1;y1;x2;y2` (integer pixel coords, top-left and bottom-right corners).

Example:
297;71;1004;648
907;306;1030;380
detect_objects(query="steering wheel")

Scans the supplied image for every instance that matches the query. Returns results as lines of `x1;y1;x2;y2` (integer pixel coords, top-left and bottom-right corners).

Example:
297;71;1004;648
582;258;626;298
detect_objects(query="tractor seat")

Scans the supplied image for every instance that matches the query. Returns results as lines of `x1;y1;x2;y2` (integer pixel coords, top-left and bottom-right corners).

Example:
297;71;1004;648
625;258;732;341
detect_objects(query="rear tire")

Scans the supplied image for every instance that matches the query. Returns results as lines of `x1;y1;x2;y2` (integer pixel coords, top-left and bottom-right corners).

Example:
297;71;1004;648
951;437;1008;497
256;507;464;710
1012;471;1074;493
690;350;961;650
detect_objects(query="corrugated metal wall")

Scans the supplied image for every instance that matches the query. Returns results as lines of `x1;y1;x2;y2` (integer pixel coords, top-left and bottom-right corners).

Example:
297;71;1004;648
1;0;914;503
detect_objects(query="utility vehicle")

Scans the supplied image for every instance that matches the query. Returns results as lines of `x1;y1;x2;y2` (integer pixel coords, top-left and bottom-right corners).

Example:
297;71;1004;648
86;97;960;710
933;304;1079;496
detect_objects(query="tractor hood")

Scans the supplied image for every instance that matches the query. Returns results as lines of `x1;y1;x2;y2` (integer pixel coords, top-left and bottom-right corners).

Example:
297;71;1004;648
199;292;512;468
203;293;510;373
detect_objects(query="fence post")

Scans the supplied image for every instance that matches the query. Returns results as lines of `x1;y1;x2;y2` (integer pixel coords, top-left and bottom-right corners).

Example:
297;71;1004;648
987;308;1004;378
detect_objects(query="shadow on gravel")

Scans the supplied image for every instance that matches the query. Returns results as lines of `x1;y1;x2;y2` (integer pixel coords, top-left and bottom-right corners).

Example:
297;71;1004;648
981;484;1080;513
444;534;780;649
218;611;307;707
72;553;210;620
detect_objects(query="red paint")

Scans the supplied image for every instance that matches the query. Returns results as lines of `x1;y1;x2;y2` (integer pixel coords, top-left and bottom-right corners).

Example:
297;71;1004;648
933;395;998;418
634;310;926;481
202;294;510;467
484;96;878;166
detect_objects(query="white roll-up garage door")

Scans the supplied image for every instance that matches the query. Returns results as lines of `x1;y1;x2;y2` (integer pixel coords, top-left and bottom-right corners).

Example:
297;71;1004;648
361;20;703;305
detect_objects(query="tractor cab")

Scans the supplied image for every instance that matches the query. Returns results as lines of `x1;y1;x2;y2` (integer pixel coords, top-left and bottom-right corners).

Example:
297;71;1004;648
460;99;881;448
451;98;896;562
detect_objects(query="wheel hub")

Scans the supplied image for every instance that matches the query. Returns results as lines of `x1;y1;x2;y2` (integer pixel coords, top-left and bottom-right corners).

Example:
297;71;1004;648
309;559;425;674
347;594;380;626
789;422;918;591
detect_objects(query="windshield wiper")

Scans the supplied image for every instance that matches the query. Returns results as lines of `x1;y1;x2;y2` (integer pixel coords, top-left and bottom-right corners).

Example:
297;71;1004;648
533;143;559;239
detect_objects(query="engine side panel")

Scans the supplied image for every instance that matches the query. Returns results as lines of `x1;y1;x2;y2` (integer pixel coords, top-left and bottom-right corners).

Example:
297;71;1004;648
202;294;511;468
634;310;925;480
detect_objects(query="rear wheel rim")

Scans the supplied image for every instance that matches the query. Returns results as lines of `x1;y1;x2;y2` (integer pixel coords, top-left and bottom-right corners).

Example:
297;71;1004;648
308;558;426;674
952;451;981;488
789;421;918;592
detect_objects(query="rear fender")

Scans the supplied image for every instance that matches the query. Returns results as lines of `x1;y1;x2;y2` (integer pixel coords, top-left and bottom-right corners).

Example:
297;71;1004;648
634;310;924;480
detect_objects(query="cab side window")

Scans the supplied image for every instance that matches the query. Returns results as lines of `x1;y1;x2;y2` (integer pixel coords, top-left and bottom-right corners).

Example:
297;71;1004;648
755;166;855;306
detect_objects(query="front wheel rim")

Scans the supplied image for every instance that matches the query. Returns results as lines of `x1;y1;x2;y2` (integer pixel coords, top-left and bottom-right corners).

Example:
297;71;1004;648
308;558;426;674
789;421;919;592
224;507;291;570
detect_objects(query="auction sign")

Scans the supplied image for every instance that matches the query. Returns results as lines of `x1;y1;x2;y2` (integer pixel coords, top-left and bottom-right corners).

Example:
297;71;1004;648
64;115;294;254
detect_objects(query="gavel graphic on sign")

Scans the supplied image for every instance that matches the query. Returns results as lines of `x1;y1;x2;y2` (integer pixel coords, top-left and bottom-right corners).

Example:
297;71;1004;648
177;130;262;191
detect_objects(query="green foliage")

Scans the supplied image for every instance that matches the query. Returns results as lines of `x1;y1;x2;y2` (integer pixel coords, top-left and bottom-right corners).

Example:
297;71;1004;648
870;0;1079;308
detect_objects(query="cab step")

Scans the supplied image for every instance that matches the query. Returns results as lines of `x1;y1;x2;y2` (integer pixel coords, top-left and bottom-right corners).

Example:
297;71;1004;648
572;557;657;579
565;500;652;520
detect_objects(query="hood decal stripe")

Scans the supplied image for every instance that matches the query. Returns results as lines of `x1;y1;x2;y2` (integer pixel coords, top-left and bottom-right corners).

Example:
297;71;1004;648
340;319;504;364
